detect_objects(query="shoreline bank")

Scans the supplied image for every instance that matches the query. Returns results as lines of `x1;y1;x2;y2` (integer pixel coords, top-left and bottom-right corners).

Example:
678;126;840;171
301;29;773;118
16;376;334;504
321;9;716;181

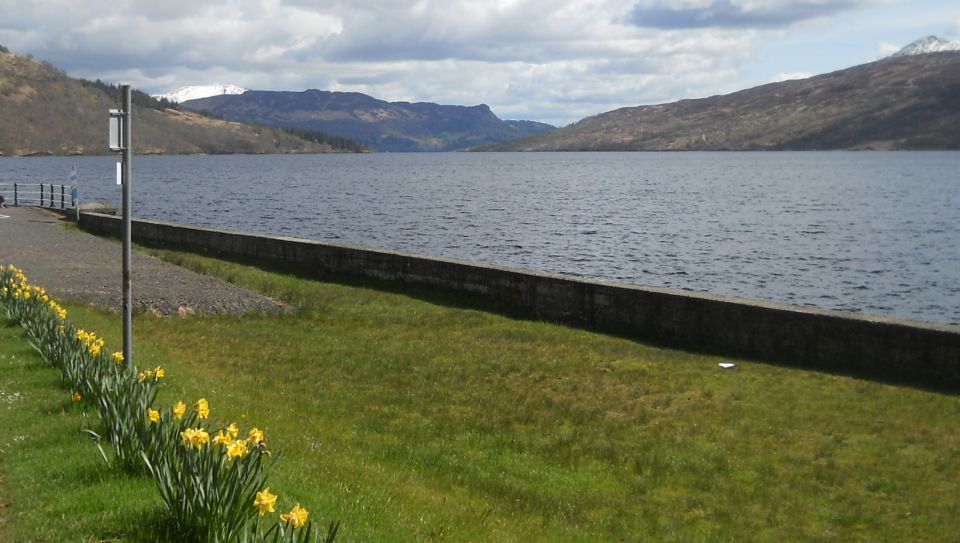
77;211;960;388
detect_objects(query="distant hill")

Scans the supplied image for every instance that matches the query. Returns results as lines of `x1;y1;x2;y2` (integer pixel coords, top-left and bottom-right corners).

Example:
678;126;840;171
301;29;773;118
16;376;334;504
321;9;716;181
180;90;555;152
0;47;366;156
477;50;960;151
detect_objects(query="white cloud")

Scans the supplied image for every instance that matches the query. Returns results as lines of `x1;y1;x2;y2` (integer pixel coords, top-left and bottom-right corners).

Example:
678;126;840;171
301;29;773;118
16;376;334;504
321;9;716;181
0;0;892;126
876;41;901;57
773;71;813;81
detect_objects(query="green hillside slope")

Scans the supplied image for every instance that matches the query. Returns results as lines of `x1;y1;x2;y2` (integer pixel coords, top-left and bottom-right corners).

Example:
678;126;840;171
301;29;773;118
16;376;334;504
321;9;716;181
478;52;960;151
0;48;365;156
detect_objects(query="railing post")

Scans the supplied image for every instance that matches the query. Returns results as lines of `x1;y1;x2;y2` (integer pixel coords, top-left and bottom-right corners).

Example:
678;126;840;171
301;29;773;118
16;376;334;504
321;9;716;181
13;183;17;206
61;185;65;209
40;184;44;207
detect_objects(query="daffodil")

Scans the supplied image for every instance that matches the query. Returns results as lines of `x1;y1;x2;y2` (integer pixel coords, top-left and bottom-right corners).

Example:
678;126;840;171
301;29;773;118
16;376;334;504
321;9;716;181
280;504;309;528
194;428;210;447
196;398;210;419
212;430;233;447
254;488;277;516
226;439;249;459
248;427;264;446
227;423;239;438
180;427;197;446
172;401;187;419
180;427;210;449
112;351;124;364
154;366;165;379
72;392;82;402
148;408;161;423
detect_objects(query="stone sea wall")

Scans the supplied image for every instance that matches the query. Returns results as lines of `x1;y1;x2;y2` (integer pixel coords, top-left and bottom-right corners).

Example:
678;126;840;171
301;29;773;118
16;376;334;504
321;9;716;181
79;212;960;388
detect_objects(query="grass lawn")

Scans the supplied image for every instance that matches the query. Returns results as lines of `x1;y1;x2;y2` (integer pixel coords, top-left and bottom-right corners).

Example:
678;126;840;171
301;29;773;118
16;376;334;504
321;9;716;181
0;319;165;542
3;248;960;541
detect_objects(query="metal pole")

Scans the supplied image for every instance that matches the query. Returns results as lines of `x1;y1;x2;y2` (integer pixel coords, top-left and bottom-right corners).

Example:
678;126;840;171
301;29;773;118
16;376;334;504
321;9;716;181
13;183;17;206
121;85;133;369
72;166;79;222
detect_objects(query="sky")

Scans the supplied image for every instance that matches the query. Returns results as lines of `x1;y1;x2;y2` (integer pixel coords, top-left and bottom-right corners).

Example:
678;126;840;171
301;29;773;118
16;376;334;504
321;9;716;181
1;0;958;127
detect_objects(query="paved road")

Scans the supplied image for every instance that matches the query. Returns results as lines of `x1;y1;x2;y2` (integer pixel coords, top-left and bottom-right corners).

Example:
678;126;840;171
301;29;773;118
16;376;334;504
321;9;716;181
0;206;287;316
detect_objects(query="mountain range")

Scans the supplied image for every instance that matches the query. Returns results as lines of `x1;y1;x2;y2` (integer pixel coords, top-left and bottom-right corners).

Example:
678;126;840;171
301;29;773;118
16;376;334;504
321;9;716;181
179;91;555;152
478;44;960;152
5;34;959;156
0;47;364;156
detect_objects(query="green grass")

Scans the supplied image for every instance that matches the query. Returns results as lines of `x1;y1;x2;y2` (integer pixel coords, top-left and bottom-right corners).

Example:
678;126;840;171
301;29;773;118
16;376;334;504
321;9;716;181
4;248;960;541
0;319;164;542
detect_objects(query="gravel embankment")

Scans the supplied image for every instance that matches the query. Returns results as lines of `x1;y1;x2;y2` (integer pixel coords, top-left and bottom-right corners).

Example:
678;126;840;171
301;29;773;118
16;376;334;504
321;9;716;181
0;206;289;316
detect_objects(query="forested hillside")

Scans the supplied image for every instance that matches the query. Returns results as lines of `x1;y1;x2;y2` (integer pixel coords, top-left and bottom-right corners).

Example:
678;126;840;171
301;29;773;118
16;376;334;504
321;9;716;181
182;89;554;152
0;47;366;156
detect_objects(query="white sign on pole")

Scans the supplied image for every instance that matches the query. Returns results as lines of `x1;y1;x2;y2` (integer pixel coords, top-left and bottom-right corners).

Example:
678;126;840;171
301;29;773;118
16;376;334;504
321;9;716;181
116;162;122;185
109;109;123;151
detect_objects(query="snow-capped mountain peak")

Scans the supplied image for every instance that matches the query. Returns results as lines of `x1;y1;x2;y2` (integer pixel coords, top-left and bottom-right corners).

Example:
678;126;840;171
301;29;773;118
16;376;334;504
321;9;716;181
890;35;960;58
153;84;248;103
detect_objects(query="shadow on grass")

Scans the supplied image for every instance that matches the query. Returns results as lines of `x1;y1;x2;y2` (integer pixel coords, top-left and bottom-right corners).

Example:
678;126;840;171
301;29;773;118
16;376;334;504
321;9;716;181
138;242;960;396
98;507;177;543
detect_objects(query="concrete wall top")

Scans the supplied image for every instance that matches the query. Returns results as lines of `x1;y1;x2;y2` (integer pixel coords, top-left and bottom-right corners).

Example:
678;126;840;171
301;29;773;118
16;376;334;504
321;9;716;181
78;211;960;388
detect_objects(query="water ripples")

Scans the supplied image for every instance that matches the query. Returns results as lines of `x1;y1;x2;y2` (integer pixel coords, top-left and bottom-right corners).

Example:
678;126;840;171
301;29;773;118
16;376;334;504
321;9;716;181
3;151;958;325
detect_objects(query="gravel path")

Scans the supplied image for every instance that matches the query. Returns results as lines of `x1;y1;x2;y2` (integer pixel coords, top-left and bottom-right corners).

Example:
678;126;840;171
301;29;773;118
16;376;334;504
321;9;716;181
0;206;288;316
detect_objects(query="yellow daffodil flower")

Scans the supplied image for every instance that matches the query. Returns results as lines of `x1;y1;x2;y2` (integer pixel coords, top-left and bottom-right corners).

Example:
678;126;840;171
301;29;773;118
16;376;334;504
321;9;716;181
281;504;309;528
154;366;165;379
112;351;124;364
180;427;197;446
196;398;210;419
253;488;277;516
227;423;239;438
172;401;187;420
180;427;210;449
72;392;82;402
212;430;233;447
148;408;161;423
226;439;249;459
248;427;264;446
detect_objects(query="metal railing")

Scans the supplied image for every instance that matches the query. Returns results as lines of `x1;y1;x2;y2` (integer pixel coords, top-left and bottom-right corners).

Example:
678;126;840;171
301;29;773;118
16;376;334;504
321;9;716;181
0;183;74;210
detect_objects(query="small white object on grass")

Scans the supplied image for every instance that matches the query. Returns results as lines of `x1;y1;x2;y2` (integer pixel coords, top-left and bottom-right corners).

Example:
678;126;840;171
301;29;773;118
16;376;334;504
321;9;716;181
718;362;737;369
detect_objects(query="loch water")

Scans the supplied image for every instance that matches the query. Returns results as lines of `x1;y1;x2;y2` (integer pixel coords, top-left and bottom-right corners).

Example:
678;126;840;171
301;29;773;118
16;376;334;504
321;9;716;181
2;151;958;325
